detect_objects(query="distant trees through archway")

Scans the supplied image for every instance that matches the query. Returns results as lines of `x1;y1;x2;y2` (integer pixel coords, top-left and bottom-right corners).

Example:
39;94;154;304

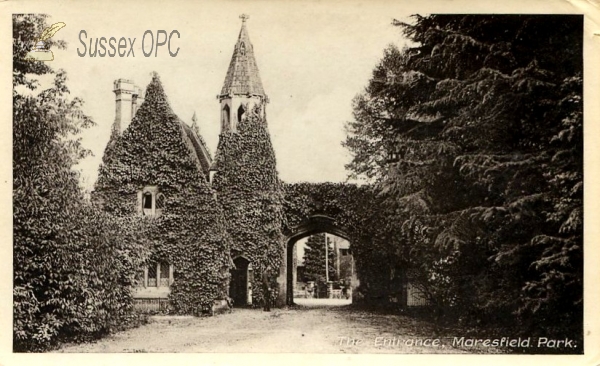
281;183;370;306
292;232;355;303
279;182;434;309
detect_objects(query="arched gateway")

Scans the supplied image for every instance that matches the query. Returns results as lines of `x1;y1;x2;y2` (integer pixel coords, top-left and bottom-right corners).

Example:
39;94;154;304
279;214;358;305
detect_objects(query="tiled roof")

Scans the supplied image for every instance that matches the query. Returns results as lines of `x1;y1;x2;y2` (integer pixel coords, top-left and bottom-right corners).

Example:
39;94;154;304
220;20;266;98
181;121;212;180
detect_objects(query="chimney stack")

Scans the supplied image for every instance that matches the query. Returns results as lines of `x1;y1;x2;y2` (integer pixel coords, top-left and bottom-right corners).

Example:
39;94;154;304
113;78;144;134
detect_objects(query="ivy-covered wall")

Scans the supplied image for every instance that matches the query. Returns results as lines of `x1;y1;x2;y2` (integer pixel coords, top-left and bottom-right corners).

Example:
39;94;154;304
93;76;396;311
283;182;368;232
283;183;396;303
93;74;232;312
212;106;285;305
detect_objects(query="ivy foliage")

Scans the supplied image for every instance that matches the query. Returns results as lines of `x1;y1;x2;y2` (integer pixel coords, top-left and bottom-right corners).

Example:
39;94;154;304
282;182;400;300
13;14;149;352
344;14;583;340
212;106;285;304
94;73;232;312
283;182;369;231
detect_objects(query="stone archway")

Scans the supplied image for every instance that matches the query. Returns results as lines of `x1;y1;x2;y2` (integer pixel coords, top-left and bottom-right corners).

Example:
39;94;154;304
277;214;358;305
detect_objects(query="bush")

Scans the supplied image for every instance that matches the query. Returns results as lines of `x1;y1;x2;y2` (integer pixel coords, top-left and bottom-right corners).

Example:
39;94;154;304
13;14;151;351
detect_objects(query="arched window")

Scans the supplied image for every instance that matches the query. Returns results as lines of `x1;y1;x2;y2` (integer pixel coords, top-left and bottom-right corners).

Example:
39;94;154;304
222;105;230;130
237;105;245;123
140;186;161;217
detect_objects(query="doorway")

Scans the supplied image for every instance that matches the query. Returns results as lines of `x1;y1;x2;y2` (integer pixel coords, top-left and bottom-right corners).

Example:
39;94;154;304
230;256;251;307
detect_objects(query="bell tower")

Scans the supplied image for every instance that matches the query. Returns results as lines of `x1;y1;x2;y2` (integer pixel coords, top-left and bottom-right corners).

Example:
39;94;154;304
218;14;268;133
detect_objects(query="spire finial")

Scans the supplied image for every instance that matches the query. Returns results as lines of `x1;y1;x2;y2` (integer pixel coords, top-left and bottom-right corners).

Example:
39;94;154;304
240;14;249;23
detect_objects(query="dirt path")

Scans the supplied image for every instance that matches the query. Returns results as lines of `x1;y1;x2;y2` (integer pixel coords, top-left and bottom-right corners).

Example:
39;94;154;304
55;301;496;353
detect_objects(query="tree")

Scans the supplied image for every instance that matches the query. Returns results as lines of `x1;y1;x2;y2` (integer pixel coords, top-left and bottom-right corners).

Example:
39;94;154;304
302;233;336;284
13;14;149;351
344;15;582;341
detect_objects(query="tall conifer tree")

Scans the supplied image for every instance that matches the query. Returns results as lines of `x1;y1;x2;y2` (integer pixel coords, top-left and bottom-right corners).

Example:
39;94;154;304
302;233;336;283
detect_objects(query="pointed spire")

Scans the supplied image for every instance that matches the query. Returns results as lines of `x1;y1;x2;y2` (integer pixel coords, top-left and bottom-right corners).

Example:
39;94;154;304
220;15;266;98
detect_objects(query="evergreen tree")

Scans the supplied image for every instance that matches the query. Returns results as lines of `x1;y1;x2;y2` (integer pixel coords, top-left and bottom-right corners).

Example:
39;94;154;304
344;15;582;340
302;233;336;283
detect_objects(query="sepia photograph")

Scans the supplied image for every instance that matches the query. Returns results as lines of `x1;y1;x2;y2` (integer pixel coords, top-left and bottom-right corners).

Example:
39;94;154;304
3;0;599;364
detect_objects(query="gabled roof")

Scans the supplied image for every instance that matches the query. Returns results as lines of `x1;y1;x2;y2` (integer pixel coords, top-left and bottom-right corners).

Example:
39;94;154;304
210;144;222;172
180;121;212;180
220;18;266;98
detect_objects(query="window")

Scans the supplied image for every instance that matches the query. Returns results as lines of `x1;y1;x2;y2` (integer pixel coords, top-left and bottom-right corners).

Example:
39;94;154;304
138;261;174;288
156;193;165;209
237;105;245;123
340;249;349;256
147;263;157;287
156;193;165;215
143;192;153;209
160;262;170;287
222;105;230;130
140;186;163;217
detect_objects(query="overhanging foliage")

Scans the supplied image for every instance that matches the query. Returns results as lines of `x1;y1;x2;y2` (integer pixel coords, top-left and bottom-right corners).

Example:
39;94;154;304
13;14;150;351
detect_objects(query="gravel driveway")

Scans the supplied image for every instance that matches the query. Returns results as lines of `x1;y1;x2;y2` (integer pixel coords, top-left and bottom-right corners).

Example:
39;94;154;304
56;300;494;353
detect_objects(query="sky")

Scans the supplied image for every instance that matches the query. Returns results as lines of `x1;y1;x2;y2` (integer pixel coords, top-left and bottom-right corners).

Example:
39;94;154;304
14;0;589;192
20;1;418;190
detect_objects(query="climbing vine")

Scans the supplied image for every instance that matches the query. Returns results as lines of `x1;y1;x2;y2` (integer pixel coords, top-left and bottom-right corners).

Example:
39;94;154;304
212;106;285;304
94;73;232;313
282;182;405;303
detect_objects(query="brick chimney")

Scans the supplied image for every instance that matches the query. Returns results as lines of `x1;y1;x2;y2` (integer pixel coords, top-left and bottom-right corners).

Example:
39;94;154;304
113;78;144;134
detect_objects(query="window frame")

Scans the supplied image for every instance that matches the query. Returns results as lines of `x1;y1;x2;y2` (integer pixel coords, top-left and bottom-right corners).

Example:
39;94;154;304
222;104;231;131
140;261;175;288
139;186;161;217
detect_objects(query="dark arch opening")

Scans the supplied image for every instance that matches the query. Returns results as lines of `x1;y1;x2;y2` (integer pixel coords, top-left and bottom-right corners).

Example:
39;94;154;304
284;215;356;306
222;104;230;130
237;105;245;123
230;256;251;307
